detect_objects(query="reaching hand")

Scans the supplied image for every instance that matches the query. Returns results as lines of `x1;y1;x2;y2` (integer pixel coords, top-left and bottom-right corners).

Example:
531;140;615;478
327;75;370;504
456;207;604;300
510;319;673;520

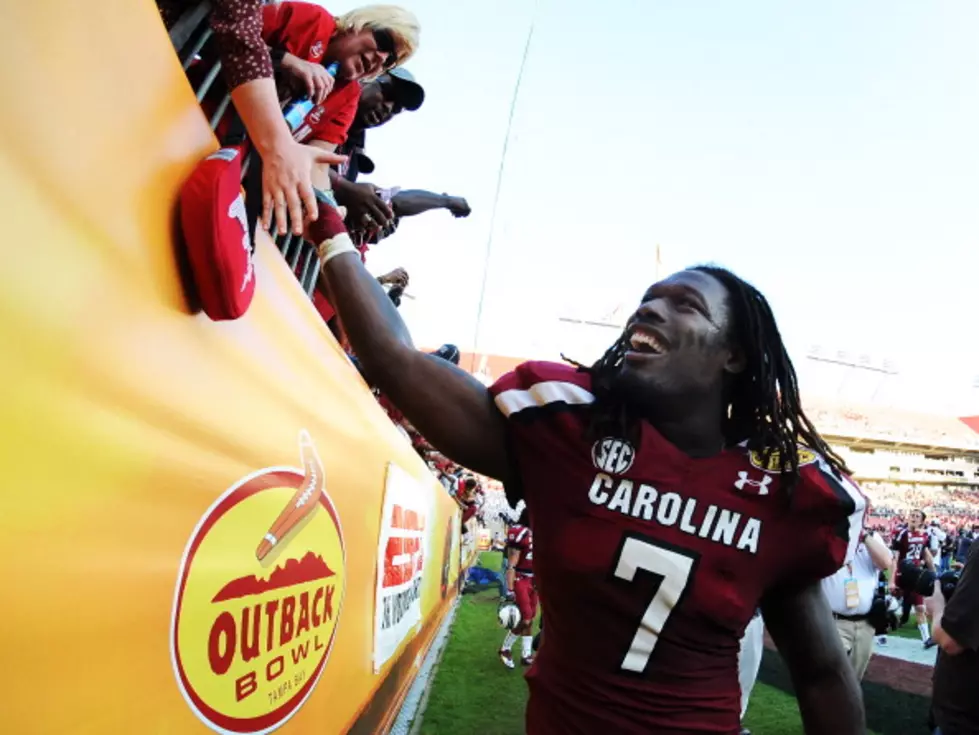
378;267;409;288
335;181;394;229
280;53;335;105
261;142;346;236
444;195;471;218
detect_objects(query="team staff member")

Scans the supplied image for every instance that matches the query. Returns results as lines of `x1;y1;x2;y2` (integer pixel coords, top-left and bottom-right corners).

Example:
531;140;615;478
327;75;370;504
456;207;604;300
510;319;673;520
158;0;347;236
821;527;892;679
737;610;764;735
931;543;979;735
307;203;867;735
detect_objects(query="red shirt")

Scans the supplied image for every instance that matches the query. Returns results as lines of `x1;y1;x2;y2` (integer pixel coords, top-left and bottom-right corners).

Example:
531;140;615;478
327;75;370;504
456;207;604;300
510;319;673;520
489;361;866;735
261;1;360;145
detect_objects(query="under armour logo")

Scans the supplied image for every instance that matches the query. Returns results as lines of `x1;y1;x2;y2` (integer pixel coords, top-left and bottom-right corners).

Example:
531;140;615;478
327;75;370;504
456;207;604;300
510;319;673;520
734;471;771;495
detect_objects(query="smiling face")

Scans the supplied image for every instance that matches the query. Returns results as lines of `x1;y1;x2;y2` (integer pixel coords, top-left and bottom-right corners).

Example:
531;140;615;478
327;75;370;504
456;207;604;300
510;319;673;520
356;78;397;128
614;269;745;405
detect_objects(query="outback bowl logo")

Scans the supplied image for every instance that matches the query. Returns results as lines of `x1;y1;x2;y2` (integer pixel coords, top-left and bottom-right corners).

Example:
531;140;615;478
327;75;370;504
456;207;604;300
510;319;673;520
592;437;636;474
308;106;325;125
749;446;818;473
309;41;324;59
171;430;345;735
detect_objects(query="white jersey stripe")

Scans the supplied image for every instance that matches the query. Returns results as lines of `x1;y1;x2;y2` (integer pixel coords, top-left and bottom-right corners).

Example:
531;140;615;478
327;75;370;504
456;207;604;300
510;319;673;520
494;380;595;418
841;476;868;565
818;456;868;564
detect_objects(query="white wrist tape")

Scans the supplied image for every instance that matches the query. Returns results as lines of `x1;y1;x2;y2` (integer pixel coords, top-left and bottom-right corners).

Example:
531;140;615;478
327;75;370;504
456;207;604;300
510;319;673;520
317;232;357;265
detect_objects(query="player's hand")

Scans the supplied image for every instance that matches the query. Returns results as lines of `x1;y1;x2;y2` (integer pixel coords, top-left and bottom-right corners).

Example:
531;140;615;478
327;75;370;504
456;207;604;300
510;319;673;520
280;53;335;105
336;181;394;229
378;267;409;288
889;584;899;596
444;195;471;218
261;142;346;236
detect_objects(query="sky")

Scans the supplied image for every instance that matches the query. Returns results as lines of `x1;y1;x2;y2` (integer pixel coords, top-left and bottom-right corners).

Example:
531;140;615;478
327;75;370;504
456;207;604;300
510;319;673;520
319;0;979;413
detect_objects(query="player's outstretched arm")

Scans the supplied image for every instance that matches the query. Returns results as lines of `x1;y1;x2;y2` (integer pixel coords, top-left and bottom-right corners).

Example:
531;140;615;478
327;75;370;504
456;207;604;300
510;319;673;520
762;583;865;735
310;209;511;482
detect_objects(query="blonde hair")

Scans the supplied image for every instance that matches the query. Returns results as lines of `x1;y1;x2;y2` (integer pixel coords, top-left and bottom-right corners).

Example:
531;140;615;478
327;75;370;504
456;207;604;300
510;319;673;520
335;5;421;67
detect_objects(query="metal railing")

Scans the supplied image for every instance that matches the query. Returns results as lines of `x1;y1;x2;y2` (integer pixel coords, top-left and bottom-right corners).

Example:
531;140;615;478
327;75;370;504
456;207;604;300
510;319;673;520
166;1;321;300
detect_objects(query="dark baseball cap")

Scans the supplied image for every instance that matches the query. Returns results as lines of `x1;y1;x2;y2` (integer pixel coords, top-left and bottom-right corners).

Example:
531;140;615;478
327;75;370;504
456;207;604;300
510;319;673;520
385;67;425;111
429;343;460;365
353;150;375;175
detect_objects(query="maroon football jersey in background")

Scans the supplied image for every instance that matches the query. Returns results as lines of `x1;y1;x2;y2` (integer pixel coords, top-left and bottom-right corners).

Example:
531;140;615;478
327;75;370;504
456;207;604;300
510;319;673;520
893;527;930;566
507;524;534;575
490;362;866;735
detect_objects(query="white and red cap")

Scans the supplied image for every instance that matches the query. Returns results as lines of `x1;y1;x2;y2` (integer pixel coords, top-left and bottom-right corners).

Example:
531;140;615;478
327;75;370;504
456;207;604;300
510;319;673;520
179;146;256;320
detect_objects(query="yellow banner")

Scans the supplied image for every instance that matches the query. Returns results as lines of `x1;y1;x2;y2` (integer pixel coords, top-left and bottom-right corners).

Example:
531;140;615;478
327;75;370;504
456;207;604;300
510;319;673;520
0;2;464;733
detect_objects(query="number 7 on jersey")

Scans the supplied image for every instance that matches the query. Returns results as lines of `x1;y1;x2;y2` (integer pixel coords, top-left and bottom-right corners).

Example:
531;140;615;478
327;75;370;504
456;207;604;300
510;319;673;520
614;536;698;673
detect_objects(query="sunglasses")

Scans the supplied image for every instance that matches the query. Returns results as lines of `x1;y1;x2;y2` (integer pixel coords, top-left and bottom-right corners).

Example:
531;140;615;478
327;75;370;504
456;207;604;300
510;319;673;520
372;29;398;69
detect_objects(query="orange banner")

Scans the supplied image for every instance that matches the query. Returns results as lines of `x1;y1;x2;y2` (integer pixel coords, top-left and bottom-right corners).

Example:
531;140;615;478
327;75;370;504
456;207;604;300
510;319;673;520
0;3;464;733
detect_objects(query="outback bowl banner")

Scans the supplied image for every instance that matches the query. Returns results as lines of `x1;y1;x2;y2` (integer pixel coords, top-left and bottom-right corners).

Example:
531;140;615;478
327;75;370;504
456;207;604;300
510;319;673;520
0;3;467;731
171;431;346;733
373;463;432;673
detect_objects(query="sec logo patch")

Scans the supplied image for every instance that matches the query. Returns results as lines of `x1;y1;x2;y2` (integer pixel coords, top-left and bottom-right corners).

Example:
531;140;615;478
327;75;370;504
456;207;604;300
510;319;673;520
171;430;345;734
748;446;818;473
592;437;636;475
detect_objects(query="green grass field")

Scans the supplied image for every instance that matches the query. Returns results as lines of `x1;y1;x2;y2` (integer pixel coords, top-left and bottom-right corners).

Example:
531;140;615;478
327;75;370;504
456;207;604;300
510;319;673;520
417;553;931;735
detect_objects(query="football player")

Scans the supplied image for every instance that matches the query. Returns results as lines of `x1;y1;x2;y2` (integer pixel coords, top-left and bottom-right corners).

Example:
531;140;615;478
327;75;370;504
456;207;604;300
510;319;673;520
501;509;537;668
890;509;936;646
309;206;867;734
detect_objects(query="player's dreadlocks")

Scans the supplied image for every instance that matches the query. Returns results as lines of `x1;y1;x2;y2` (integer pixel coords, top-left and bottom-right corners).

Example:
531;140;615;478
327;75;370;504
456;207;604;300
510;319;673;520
565;265;849;491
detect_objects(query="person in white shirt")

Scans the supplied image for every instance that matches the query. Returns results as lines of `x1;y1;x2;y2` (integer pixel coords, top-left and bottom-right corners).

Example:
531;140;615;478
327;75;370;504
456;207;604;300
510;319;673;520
928;522;948;572
738;610;765;735
820;529;893;679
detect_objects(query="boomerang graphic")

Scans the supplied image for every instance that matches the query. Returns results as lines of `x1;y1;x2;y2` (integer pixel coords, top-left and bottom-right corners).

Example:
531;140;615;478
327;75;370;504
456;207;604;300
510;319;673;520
256;430;324;561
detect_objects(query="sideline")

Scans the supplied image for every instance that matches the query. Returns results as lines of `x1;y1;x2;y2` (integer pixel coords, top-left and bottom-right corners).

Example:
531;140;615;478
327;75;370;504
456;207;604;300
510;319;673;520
871;635;938;667
391;596;461;735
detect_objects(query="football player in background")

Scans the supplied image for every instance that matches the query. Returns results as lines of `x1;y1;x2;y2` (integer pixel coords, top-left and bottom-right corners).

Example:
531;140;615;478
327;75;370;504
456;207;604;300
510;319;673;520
497;511;512;599
891;509;936;646
310;205;867;734
501;509;537;669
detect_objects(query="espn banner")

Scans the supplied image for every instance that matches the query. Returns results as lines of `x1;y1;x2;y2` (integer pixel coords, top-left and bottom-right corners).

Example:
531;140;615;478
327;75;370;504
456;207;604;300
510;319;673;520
0;2;470;733
374;464;432;673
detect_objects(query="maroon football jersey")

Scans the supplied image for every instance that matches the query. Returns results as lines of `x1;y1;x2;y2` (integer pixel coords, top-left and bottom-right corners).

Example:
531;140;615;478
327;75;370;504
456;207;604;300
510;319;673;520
507;524;534;575
893;527;929;566
490;362;866;735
